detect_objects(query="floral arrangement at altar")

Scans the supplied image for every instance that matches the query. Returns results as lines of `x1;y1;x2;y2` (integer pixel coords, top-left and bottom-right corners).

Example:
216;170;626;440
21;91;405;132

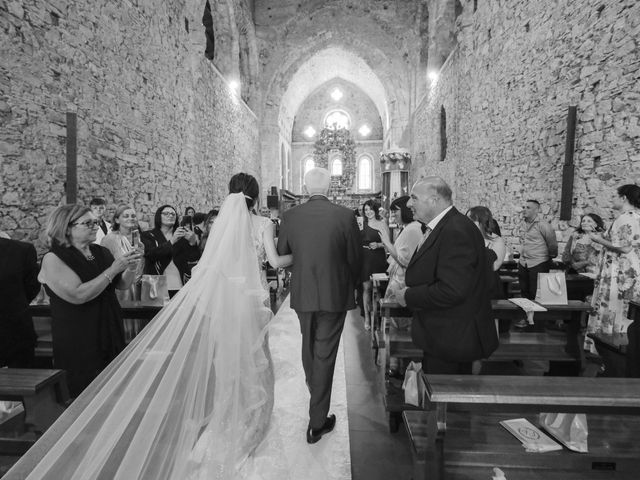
313;126;357;195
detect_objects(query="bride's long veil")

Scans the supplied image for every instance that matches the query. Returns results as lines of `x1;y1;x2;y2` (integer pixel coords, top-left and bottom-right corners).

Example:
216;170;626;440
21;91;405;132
18;193;273;479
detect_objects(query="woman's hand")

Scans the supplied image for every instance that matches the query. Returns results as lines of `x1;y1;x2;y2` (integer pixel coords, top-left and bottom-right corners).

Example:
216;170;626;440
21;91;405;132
368;241;380;250
112;250;143;274
171;227;186;244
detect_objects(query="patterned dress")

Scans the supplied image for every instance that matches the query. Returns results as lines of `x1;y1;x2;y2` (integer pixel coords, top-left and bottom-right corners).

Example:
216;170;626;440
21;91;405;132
587;210;640;335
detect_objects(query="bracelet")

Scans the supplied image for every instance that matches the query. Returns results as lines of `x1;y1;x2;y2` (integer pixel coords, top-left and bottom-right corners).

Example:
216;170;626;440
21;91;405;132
103;272;113;283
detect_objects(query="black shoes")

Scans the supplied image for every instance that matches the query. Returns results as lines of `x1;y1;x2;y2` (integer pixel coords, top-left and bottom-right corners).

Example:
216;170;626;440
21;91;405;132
306;414;336;444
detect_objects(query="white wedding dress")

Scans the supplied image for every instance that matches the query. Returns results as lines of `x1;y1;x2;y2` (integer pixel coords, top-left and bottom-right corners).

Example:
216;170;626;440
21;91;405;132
19;193;276;479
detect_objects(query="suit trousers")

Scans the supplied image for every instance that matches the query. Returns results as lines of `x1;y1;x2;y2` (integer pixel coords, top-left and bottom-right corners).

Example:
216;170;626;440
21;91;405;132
296;310;346;430
421;354;472;375
517;260;551;300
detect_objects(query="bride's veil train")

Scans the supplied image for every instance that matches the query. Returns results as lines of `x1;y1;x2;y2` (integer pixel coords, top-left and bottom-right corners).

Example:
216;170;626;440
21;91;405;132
20;193;273;479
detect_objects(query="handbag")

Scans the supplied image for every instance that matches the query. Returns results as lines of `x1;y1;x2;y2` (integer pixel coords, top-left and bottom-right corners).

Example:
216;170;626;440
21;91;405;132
535;272;568;305
539;412;588;453
402;361;423;407
140;275;169;306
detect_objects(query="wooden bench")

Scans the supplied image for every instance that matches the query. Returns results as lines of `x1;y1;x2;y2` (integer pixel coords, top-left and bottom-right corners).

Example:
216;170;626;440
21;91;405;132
405;374;640;480
0;369;69;454
377;299;591;431
587;299;639;378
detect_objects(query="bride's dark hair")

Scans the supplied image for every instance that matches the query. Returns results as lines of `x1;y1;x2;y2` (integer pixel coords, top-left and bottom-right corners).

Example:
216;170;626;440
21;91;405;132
229;173;259;209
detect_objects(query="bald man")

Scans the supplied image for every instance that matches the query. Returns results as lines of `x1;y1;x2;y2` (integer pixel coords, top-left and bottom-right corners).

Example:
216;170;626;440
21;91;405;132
396;177;498;374
277;167;362;444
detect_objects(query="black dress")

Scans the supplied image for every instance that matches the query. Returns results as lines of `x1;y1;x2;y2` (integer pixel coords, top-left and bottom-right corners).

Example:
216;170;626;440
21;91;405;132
45;243;125;397
360;223;388;282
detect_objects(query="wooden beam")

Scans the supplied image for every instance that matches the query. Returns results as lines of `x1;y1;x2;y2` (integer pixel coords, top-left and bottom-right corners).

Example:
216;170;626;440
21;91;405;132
65;112;77;204
560;106;577;221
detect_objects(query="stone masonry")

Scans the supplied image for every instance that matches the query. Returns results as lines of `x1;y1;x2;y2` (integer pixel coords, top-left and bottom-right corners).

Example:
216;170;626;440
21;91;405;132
0;0;259;252
411;0;640;251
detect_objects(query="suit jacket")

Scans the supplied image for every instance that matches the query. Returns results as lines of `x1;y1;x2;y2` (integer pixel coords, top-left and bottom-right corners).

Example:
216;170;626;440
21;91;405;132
0;238;41;356
141;228;173;275
277;196;362;312
405;207;498;363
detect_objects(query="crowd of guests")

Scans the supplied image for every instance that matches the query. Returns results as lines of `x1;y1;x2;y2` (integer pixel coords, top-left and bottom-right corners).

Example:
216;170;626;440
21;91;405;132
2;182;640;395
356;184;640;350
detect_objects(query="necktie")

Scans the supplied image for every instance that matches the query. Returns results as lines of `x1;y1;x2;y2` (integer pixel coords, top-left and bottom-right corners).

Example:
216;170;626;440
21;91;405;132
416;226;432;250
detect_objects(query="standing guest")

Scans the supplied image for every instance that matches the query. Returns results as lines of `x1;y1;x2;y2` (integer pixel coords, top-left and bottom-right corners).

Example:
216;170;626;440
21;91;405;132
173;212;204;284
396;177;498;374
467;206;507;276
141;204;186;297
89;197;111;245
101;205;146;302
0;237;41;368
184;206;196;219
562;213;605;275
376;196;422;301
38;205;142;396
198;209;219;254
517;199;558;299
587;185;640;337
360;200;390;331
277;167;362;444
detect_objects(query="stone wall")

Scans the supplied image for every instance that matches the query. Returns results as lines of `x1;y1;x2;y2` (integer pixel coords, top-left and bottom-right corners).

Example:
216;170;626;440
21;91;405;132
0;0;259;252
411;0;640;250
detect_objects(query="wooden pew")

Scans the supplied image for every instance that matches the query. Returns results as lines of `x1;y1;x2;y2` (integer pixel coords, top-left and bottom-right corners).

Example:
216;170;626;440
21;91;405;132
405;374;640;480
378;299;592;431
0;369;69;455
588;299;640;377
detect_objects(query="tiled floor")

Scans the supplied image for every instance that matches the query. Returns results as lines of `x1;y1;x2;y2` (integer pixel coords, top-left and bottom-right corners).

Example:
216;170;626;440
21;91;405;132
342;310;413;480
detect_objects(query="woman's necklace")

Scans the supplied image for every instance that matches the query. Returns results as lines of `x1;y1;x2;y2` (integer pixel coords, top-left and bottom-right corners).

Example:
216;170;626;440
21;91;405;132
80;248;95;261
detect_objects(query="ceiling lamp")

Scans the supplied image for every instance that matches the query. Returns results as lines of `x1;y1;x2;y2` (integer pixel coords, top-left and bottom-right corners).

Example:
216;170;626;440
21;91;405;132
304;125;316;138
358;125;371;137
330;88;343;101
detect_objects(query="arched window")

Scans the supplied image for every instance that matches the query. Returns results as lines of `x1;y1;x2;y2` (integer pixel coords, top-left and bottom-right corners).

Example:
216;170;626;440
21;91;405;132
303;157;315;176
331;158;343;176
324;110;350;130
358;155;372;190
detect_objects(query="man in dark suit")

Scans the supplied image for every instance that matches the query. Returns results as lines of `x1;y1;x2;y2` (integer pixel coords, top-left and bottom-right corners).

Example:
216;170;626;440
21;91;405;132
277;167;362;443
396;176;498;374
0;237;41;368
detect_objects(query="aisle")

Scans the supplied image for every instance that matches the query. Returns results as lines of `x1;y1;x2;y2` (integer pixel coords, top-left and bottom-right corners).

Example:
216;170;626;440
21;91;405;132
245;296;351;480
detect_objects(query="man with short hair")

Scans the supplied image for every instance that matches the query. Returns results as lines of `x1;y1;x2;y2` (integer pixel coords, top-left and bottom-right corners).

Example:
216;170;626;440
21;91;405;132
396;176;498;374
89;197;111;244
277;167;362;444
518;199;558;300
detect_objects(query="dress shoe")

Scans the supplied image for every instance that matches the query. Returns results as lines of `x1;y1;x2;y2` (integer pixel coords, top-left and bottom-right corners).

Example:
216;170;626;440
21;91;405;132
306;414;336;444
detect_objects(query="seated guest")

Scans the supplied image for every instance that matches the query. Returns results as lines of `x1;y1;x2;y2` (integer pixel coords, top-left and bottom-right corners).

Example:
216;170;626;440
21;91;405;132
587;184;640;339
101;205;145;302
89;197;111;245
141;204;185;297
38;205;142;396
562;213;605;275
0;237;41;368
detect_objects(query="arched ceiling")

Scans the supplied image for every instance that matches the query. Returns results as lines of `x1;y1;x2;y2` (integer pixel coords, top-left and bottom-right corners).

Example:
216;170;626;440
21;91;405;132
280;47;388;128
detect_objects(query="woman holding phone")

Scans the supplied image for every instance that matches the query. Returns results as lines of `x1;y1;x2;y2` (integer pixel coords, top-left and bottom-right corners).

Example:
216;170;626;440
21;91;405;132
141;204;193;297
101;205;145;302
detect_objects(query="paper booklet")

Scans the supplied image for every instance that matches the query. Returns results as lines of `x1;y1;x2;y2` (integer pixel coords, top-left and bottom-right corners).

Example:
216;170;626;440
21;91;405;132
500;418;562;453
508;298;548;312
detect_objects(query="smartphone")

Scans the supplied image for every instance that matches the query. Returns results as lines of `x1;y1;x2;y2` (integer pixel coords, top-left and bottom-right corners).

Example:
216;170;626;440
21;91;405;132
131;229;143;251
180;215;193;230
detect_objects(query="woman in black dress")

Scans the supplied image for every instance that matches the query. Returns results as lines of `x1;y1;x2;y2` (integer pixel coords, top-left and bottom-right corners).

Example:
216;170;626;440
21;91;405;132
38;205;142;397
360;200;390;330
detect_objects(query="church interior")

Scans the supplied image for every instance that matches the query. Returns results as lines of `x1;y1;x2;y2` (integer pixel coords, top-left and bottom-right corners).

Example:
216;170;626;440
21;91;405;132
2;0;640;478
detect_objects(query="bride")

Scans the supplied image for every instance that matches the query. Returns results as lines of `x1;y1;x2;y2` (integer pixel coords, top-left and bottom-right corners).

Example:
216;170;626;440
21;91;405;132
16;173;292;479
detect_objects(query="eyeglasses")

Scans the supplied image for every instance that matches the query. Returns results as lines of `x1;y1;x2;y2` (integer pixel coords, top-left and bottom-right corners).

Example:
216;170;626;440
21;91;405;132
161;211;176;217
72;219;101;228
